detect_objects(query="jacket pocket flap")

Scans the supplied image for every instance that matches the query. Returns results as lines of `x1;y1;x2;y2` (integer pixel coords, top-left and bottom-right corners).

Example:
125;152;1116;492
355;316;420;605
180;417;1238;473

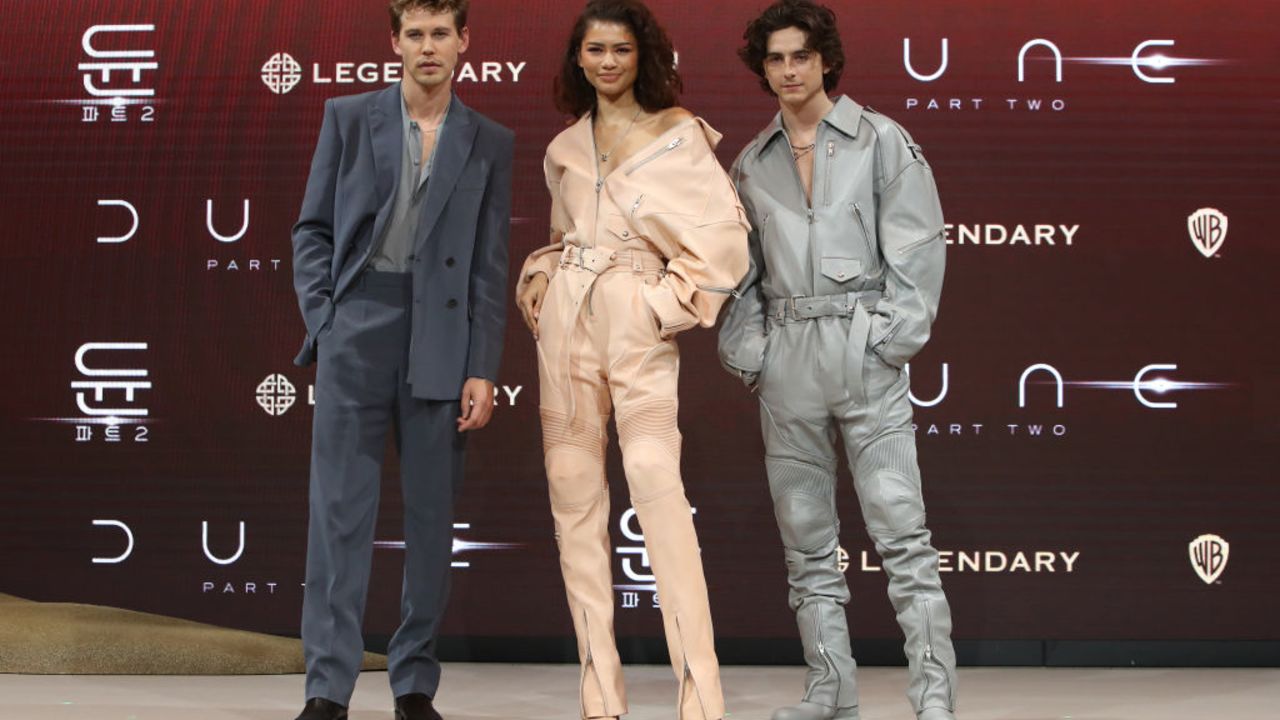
820;257;862;283
605;214;639;242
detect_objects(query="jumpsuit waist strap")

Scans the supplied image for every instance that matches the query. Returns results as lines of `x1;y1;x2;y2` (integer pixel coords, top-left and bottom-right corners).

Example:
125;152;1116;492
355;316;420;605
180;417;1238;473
766;290;885;407
766;290;883;323
558;245;666;275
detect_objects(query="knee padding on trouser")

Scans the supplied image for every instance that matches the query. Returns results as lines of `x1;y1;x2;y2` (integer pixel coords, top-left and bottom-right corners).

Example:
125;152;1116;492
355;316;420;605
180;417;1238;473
854;433;926;537
541;407;607;509
767;458;838;553
617;399;683;503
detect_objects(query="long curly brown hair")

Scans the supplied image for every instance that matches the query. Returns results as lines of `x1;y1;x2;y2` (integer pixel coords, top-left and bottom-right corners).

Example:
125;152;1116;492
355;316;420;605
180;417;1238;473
739;0;845;96
553;0;682;117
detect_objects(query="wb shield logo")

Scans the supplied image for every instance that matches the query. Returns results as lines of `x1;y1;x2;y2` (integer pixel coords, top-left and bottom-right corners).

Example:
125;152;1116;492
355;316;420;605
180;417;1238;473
1188;534;1229;584
1187;208;1227;258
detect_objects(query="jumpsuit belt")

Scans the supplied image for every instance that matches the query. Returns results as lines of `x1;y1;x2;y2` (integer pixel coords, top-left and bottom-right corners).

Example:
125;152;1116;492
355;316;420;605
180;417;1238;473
766;290;884;406
552;244;667;422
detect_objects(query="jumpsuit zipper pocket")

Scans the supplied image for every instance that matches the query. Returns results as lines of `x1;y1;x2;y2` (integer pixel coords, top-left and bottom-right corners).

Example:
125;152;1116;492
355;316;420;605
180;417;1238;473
823;141;835;206
626;137;685;175
630;193;645;218
852;203;875;260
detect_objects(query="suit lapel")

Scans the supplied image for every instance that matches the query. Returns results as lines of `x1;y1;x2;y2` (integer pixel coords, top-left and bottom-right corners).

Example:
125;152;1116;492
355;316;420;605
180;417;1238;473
417;94;478;247
368;84;402;245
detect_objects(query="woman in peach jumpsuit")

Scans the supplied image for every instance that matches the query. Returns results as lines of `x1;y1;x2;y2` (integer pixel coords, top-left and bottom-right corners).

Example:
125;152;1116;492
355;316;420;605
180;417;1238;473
515;2;749;718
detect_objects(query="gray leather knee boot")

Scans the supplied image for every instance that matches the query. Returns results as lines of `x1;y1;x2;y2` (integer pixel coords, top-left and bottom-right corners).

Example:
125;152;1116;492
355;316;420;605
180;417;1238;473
771;556;860;720
878;527;957;718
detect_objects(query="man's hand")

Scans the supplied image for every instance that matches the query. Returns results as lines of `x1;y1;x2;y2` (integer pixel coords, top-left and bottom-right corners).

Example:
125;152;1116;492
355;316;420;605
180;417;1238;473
457;377;495;432
517;273;549;340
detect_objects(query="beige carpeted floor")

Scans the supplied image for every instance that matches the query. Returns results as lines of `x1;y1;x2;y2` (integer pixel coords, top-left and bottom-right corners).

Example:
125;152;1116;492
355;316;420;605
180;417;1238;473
0;593;386;675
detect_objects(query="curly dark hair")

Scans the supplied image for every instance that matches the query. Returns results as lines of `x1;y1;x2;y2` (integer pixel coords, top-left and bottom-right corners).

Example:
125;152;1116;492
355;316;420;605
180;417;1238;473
738;0;844;96
553;0;682;117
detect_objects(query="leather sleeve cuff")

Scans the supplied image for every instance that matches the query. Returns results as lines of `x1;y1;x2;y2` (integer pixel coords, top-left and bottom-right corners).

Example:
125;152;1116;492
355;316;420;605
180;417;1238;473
641;282;697;339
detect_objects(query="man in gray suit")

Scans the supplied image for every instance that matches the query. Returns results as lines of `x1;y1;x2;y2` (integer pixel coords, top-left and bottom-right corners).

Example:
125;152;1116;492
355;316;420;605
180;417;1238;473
289;2;512;719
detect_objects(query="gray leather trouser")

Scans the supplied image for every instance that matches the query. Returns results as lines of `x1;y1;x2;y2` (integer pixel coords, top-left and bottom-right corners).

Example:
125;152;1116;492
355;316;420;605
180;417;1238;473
757;312;956;717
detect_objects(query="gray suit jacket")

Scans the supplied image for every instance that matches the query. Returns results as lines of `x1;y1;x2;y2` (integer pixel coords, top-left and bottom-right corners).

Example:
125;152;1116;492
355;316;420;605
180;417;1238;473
291;85;513;400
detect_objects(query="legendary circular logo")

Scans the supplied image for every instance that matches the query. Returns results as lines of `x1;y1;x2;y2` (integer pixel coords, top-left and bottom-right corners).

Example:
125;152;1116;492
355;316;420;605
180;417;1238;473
256;374;297;416
261;52;302;95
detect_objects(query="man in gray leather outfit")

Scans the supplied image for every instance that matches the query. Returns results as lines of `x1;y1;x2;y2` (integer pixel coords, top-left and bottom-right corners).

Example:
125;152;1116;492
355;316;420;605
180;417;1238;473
718;2;957;719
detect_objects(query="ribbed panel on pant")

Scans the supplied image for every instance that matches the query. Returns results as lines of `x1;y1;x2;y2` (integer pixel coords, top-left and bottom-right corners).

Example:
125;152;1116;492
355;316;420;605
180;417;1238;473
616;398;682;461
541;406;606;459
853;431;918;478
767;458;835;502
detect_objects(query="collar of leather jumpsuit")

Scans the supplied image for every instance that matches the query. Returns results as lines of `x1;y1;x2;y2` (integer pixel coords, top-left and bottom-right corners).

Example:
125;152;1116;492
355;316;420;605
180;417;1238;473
755;94;865;159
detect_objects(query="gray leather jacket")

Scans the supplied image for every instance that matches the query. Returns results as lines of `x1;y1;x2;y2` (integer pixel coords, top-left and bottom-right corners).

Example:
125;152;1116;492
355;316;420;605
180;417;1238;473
718;96;945;384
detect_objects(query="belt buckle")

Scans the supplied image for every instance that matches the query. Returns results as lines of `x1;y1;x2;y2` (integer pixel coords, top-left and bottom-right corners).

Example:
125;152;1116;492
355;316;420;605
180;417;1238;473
787;295;803;320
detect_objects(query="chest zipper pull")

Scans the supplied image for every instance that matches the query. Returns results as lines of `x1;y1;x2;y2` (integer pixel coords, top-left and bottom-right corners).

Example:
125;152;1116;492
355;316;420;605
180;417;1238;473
824;141;836;206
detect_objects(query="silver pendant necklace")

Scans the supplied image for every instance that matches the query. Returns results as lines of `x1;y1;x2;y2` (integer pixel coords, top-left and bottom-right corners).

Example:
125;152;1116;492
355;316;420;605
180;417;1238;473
597;108;643;163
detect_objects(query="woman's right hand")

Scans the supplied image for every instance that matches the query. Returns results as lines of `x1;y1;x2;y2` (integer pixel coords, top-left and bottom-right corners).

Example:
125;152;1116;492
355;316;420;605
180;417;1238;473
518;272;550;340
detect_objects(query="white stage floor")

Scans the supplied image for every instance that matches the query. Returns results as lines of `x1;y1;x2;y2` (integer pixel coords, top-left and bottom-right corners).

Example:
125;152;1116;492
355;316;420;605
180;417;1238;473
1;664;1276;719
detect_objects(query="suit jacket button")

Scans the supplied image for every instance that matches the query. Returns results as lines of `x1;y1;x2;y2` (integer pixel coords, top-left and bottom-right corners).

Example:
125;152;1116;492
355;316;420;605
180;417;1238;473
445;257;455;267
446;299;458;309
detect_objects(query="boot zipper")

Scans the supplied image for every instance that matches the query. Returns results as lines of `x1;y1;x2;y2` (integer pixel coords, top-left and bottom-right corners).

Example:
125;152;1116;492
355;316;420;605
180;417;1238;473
625;137;685;175
919;599;954;710
813;605;841;704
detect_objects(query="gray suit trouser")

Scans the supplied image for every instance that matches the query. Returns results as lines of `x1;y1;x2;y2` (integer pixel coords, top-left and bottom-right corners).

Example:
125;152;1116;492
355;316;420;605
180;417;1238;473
758;315;956;717
302;270;465;705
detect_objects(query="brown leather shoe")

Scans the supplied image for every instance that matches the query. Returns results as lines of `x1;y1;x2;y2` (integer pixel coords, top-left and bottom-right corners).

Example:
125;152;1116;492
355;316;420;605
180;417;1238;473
394;692;443;720
294;697;348;720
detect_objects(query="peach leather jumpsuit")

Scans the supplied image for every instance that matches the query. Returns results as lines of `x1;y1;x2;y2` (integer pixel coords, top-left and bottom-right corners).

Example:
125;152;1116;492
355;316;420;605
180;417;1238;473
517;115;749;720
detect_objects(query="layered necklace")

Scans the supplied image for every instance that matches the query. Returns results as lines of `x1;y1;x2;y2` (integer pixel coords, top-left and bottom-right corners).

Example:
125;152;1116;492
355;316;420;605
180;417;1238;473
790;141;817;160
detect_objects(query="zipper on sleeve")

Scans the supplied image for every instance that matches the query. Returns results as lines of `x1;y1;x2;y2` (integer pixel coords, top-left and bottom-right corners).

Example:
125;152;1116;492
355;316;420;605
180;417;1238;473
898;231;942;255
696;284;736;295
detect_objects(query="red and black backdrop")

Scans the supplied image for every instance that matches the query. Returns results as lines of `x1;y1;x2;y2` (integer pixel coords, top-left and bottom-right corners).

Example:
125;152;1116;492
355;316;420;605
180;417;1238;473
2;1;1277;665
